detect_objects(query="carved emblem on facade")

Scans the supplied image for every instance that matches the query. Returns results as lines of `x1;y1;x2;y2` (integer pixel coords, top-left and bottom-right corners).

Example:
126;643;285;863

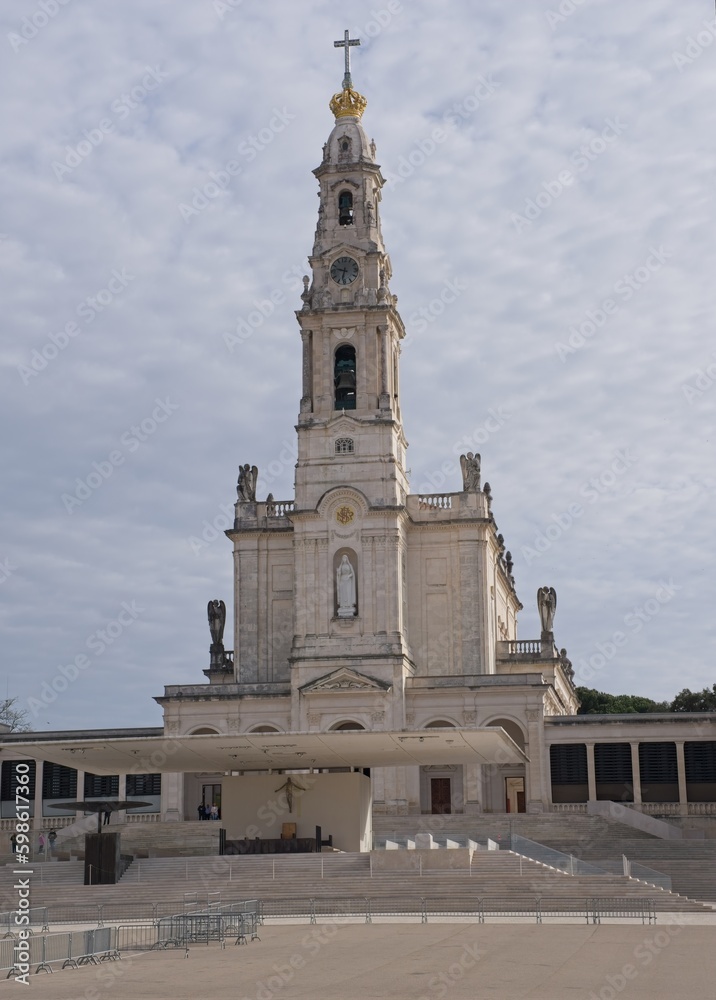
335;505;355;525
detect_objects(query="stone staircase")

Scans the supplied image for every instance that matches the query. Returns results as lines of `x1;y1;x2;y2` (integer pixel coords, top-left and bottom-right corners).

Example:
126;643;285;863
541;836;716;903
372;811;657;846
0;850;708;918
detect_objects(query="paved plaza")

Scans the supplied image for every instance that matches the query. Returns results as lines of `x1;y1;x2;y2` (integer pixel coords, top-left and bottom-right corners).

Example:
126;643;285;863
1;923;714;999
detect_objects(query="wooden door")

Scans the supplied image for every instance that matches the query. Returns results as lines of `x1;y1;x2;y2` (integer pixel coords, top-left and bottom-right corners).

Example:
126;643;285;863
431;777;452;814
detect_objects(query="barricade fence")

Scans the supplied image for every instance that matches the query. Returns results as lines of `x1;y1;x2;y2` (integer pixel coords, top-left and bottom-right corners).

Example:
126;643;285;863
0;927;120;977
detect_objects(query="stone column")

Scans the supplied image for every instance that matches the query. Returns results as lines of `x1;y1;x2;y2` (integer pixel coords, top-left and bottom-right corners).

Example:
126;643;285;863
463;762;482;814
586;743;597;803
378;325;390;409
117;774;127;825
33;761;44;831
300;330;313;412
161;772;183;822
675;741;688;817
630;743;642;806
74;769;85;825
525;709;546;812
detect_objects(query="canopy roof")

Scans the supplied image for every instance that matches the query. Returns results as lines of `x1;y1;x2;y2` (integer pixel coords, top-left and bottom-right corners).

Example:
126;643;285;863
6;728;527;775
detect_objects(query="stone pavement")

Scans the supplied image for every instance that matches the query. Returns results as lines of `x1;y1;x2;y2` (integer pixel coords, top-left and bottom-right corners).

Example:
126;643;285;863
1;923;714;999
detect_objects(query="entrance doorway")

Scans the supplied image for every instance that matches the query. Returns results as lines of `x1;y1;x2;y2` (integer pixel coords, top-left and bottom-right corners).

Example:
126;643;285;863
202;783;222;818
431;777;452;814
505;777;525;813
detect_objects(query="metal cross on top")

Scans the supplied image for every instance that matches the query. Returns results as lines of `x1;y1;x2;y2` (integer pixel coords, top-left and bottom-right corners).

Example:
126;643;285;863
334;29;360;90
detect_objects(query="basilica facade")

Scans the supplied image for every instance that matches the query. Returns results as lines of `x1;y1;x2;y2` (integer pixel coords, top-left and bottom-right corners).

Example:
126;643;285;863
3;49;715;837
156;60;580;820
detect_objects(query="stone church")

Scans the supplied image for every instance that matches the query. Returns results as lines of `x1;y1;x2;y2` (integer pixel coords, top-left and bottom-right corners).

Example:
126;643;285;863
3;41;714;835
156;47;580;820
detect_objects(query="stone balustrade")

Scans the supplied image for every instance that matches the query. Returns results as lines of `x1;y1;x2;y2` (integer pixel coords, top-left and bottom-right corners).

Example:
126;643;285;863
417;493;453;510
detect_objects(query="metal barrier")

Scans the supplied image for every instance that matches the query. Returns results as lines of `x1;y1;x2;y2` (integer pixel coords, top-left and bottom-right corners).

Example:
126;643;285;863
0;928;120;978
0;907;49;934
589;897;656;925
509;834;608;875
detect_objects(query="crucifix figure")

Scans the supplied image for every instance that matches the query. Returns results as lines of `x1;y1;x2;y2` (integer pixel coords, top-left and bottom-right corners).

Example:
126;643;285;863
275;776;306;814
334;29;360;90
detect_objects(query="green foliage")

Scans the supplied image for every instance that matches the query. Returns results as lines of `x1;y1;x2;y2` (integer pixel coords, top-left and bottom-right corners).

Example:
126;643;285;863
576;688;670;715
670;685;716;712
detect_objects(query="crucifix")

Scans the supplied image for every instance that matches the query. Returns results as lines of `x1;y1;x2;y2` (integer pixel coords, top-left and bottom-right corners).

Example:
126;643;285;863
334;29;360;90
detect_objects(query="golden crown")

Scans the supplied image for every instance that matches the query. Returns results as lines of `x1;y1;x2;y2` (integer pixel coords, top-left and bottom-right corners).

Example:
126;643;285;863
329;86;368;120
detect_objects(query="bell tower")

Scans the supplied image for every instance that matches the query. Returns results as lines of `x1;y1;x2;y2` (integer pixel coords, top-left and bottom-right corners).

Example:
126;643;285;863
295;31;408;512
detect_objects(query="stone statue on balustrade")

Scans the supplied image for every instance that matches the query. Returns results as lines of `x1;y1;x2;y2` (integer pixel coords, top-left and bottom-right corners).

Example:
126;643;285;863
559;648;574;682
207;599;230;670
336;555;357;618
459;452;481;492
236;463;258;503
537;586;557;636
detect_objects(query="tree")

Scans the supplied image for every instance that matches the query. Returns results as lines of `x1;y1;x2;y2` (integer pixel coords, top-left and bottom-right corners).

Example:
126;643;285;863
0;697;31;732
670;685;716;712
576;687;670;715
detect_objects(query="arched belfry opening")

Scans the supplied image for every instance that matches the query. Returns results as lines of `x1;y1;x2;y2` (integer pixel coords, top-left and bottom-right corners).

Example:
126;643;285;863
334;345;356;409
338;190;354;225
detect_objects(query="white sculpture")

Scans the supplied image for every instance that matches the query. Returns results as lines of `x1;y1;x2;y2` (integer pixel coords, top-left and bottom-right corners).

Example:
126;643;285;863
336;554;357;618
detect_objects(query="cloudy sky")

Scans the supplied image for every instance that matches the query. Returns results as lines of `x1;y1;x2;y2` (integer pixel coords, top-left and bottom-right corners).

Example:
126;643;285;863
2;0;714;731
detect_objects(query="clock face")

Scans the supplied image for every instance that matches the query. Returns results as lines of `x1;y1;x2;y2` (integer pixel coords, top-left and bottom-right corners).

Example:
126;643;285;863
330;256;359;285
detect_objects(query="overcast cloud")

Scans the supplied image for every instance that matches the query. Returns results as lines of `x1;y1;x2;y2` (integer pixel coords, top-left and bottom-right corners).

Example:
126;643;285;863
1;0;715;730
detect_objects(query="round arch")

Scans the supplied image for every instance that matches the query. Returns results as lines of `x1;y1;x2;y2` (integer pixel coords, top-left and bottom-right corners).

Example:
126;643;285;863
188;726;220;735
483;717;526;751
423;719;458;729
247;725;282;733
328;720;366;731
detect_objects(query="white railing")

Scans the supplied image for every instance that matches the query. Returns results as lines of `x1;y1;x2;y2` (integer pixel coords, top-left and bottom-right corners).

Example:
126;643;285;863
506;640;542;656
639;803;680;816
551;804;587;813
266;500;295;517
417;494;453;510
687;802;716;815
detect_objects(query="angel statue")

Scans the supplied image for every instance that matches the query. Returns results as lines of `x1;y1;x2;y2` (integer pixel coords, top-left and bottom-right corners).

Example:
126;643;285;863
207;599;226;647
537;586;557;635
236;463;258;502
460;452;481;492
